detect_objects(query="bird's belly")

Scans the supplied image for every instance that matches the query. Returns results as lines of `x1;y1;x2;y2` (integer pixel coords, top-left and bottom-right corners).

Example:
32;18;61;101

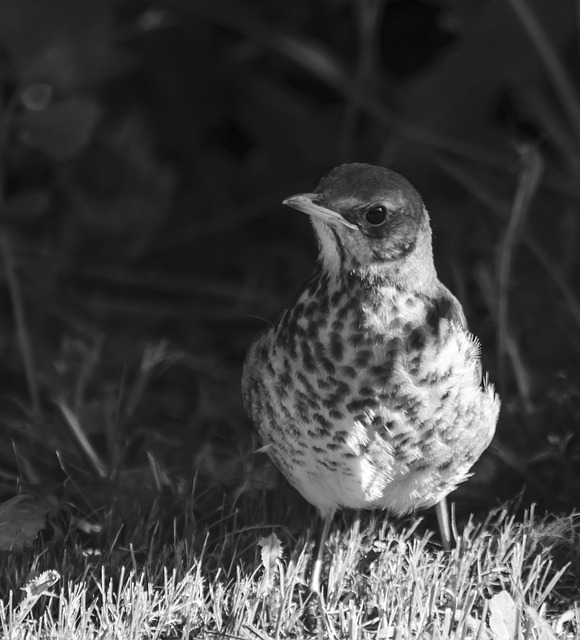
264;385;496;516
259;319;498;517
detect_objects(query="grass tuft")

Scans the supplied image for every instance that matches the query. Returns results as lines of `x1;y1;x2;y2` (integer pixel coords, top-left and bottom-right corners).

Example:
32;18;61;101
0;503;578;638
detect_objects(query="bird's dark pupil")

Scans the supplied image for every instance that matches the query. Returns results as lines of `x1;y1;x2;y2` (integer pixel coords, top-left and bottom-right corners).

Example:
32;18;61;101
365;206;387;225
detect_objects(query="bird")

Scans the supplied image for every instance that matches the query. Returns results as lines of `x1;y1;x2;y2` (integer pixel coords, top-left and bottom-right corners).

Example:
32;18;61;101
242;163;500;594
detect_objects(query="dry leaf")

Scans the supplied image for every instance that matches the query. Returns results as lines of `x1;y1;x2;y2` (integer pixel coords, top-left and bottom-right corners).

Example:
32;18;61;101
22;570;60;598
488;590;518;640
258;532;282;589
0;495;52;553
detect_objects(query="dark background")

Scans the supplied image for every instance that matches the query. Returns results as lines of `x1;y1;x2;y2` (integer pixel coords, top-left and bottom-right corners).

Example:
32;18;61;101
1;0;580;546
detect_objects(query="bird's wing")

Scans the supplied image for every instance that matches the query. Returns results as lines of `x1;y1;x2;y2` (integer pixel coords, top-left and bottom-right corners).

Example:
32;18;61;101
241;332;271;420
432;283;468;330
434;284;484;384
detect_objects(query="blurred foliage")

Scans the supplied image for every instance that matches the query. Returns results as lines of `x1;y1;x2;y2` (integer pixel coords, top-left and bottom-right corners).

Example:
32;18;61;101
0;0;580;553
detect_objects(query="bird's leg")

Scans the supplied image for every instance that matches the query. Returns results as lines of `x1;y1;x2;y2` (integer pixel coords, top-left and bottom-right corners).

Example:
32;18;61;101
435;497;452;551
351;510;361;540
310;512;334;595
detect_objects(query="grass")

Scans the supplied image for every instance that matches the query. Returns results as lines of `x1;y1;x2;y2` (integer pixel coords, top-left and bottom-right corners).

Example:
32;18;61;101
0;502;578;639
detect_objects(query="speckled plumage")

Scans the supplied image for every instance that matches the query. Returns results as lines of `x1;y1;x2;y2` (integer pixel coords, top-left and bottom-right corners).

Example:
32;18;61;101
243;163;499;537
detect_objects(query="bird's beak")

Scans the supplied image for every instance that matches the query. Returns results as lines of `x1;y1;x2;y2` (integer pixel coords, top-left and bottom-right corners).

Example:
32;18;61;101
282;193;357;230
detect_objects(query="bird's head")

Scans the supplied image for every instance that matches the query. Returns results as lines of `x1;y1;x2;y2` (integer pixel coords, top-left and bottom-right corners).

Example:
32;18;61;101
283;163;437;289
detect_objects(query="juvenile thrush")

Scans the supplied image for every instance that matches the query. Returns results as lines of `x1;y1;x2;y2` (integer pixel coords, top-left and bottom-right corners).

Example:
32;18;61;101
242;163;500;593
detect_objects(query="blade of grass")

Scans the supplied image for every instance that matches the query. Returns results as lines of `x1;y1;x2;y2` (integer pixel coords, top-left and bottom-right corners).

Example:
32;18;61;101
496;143;543;403
338;0;385;162
438;155;580;339
507;0;580;144
0;234;40;415
57;399;107;479
0;83;41;416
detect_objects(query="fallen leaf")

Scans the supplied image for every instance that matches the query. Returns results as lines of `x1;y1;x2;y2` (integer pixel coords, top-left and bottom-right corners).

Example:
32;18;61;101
258;532;283;589
488;590;518;640
0;495;51;553
21;570;60;598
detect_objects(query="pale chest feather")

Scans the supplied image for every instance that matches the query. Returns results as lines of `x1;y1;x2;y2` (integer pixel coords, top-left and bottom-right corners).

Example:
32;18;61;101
268;277;481;415
243;274;499;515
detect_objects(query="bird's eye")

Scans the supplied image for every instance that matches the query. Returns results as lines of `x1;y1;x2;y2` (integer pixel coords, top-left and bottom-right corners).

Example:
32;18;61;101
364;205;387;226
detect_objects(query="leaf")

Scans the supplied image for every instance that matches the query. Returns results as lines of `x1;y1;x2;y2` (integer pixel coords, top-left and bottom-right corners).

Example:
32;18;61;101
258;532;283;589
0;0;130;90
488;591;518;640
19;98;101;160
0;496;51;553
22;570;60;598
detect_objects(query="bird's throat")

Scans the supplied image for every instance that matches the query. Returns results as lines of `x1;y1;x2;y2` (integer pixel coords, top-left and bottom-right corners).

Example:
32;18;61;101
311;218;346;282
315;221;438;296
